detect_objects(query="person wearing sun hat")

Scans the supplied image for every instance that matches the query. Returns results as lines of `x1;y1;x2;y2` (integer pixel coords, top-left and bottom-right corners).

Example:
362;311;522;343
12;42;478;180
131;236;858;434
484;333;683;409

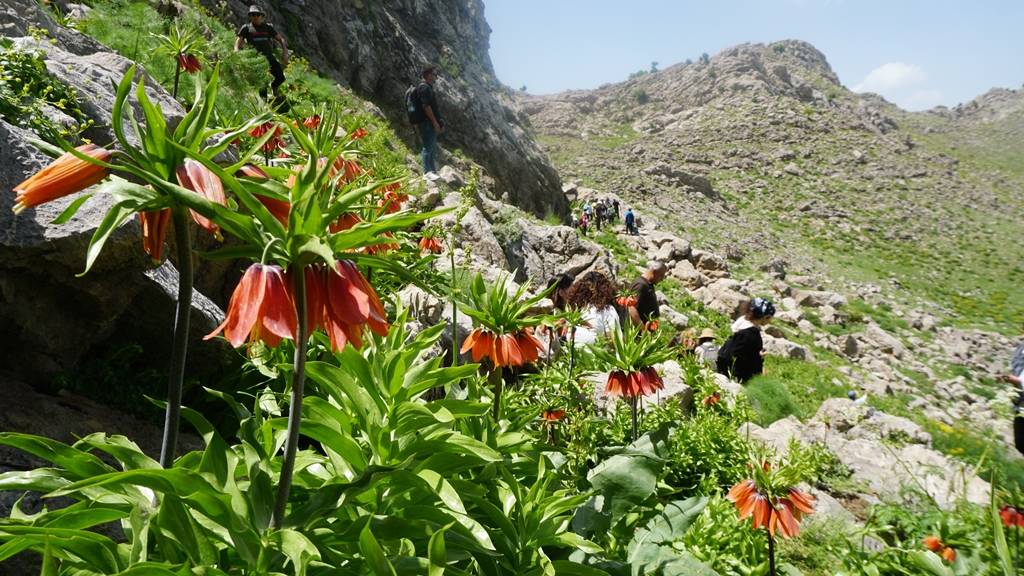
234;4;289;101
694;327;720;366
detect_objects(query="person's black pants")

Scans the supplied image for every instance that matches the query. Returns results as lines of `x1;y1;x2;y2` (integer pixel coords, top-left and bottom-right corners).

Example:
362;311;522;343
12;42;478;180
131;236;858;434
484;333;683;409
266;55;285;92
1015;416;1024;456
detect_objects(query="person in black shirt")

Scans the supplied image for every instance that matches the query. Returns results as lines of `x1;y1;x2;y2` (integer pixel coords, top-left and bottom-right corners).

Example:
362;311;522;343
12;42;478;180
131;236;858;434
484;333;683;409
414;65;443;174
716;297;776;382
628;262;668;325
234;5;289;100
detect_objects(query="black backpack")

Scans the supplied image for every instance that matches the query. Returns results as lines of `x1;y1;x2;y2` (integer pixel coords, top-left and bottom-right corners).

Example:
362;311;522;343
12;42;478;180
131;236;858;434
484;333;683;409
405;84;425;124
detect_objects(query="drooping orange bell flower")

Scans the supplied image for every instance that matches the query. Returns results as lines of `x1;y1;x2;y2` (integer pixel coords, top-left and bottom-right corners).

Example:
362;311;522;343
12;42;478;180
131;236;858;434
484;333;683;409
379;183;408;214
419;235;443;254
302;115;321;130
250;122;284;152
139;209;171;263
542;409;566;422
615;295;637;308
728;480;815;539
176;158;226;235
235;164;290;226
460;328;539;368
330;212;362;233
349;127;369;140
206;264;297;348
331;157;363;185
605;367;663;398
364;232;399;255
13;143;112;213
1000;505;1024;528
313;259;389;351
941;547;956;563
923;536;943;552
702;392;721;406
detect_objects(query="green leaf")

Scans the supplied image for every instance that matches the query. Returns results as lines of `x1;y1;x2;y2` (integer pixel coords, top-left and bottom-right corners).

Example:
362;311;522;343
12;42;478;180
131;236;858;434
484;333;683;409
269;528;321;576
629;496;708;554
907;551;954;576
50;193;94;225
587;453;662;522
0;526;121;573
551;561;611;576
0;433;111;479
992;489;1014;576
428;524;449;576
79;200;137;276
360;522;398;576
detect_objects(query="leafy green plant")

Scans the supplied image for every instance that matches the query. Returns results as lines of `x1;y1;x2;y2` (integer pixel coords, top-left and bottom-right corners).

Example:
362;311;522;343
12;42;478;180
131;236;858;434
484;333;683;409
0;38;92;143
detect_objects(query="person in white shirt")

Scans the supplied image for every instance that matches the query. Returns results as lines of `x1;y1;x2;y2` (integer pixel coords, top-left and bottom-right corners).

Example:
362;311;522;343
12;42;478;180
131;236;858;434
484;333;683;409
565;271;620;347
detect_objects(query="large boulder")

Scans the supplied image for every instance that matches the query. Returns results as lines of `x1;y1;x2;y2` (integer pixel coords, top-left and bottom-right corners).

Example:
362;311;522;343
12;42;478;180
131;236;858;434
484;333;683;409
692;278;749;317
212;0;567;218
502;219;615;285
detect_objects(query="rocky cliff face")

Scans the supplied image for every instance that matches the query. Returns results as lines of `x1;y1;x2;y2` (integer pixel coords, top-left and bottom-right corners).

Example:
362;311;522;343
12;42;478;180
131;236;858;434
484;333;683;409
210;0;567;218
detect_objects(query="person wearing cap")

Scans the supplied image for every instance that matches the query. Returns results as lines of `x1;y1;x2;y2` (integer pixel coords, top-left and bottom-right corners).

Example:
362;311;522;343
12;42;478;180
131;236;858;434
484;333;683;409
234;5;289;100
627;261;667;326
716;297;775;382
694;328;719;366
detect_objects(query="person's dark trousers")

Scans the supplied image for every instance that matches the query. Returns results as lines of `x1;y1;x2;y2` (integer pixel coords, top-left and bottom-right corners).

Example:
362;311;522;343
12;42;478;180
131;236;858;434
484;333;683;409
266;55;285;94
1016;416;1024;456
418;121;438;173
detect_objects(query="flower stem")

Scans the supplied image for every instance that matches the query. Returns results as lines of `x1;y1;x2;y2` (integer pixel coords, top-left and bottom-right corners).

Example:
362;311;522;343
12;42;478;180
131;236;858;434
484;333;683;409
172;63;181;100
158;207;192;469
450;247;458;367
272;263;308;529
630;396;638;442
568;326;577;377
767;530;777;576
490;366;504;420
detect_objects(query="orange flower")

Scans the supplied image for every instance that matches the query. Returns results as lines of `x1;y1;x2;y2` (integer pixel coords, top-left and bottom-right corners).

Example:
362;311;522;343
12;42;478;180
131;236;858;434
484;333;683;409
139;209;171;263
363;231;398;255
728;480;815;539
941;547;956;563
605;367;663;398
702;392;721;406
615;295;637;307
177;54;201;73
302;115;321;130
330;212;362;233
349;127;369;140
250;122;284;152
460;329;537;368
331;157;363;185
645;319;660;332
235;164;290;225
419;235;443;254
284;260;387;352
542;409;566;422
923;536;943;552
13;143;111;213
379;183;408;213
205;264;297;348
176;158;226;235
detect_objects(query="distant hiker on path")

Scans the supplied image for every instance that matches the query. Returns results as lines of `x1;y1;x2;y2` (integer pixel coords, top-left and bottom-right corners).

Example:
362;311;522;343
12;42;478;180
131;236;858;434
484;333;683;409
624;208;637;235
235;5;289;101
408;65;444;174
716;297;775;383
1001;323;1024;454
595;201;605;231
694;328;720;366
627;262;667;326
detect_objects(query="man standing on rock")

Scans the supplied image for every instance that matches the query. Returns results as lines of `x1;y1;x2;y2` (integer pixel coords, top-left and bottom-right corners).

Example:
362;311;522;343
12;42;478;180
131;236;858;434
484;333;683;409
628;262;667;326
235;5;289;103
414;65;444;174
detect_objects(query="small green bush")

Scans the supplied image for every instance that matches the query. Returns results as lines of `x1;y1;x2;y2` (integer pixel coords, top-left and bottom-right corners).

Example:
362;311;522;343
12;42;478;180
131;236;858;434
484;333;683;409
743;375;801;425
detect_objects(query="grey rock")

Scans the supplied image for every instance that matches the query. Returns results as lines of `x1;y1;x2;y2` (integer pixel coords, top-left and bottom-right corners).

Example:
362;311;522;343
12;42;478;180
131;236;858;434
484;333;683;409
670;259;707;289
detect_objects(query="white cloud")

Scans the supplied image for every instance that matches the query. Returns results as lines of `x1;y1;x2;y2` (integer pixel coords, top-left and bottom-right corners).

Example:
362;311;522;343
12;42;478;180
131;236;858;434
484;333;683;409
853;62;944;111
853;62;927;94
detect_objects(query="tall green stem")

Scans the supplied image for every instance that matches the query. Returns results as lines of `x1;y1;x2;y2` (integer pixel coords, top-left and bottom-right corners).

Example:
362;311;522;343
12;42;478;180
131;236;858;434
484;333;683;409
629;396;638;442
568;327;577;377
272;264;308;529
159;207;192;469
490;366;504;420
172;64;181;100
450;247;458;367
767;530;777;576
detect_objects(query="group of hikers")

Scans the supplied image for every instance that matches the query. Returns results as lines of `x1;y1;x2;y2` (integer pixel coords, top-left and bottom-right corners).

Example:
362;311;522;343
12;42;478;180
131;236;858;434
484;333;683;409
569;199;641;236
547;262;776;383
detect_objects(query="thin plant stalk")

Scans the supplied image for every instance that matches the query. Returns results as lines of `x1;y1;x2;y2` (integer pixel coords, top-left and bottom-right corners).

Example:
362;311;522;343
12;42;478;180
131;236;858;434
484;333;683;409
767;530;777;576
158;207;193;468
272;263;308;529
567;326;577;377
490;366;504;420
450;246;458;367
172;62;181;99
629;396;638;442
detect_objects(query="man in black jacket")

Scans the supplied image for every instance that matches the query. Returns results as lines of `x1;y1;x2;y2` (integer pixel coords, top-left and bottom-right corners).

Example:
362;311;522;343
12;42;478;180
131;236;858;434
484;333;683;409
414;65;444;174
717;297;775;382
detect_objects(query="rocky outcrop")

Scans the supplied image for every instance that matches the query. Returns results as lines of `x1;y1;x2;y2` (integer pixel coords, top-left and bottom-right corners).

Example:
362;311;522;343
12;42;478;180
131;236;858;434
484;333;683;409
210;0;567;218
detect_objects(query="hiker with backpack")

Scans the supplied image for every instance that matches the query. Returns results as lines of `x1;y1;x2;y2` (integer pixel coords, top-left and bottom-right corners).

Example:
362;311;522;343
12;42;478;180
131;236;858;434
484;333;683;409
234;5;289;102
716;297;775;383
406;65;444;174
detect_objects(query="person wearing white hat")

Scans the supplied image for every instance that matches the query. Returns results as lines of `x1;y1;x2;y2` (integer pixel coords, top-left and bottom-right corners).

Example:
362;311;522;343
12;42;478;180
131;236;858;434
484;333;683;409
694;328;719;366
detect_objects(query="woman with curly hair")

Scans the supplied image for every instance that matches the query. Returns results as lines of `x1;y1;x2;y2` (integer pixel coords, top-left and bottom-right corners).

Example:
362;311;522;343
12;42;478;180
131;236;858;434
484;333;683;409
566;270;620;347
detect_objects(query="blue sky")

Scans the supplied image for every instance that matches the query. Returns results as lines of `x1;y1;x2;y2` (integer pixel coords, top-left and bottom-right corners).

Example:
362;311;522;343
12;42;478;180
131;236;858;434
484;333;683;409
486;0;1024;111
